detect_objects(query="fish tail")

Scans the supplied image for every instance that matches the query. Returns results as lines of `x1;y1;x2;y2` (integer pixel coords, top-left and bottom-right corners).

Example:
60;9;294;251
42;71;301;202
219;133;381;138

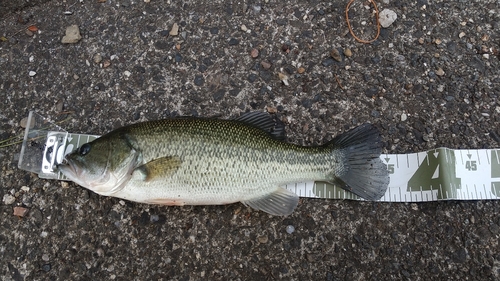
326;124;389;200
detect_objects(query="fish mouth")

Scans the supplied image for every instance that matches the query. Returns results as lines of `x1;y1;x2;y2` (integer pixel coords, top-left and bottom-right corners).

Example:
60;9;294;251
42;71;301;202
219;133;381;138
57;159;84;184
57;158;116;194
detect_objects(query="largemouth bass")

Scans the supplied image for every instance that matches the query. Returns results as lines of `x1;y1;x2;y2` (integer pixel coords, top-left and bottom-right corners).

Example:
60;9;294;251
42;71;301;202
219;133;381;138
58;112;389;215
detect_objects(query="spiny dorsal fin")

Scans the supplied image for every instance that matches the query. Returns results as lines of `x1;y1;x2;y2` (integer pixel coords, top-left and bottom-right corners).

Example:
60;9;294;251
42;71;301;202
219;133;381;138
135;156;182;182
234;112;286;141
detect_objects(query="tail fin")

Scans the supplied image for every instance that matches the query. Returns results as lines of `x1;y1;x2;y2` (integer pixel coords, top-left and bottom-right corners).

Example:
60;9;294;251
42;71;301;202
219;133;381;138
327;124;389;200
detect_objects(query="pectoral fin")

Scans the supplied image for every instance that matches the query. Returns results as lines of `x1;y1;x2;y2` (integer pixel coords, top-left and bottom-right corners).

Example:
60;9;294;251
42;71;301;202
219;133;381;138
242;187;299;216
135;156;182;182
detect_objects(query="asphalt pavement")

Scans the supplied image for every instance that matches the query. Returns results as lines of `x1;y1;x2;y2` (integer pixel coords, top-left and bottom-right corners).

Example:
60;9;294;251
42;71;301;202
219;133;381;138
1;0;500;280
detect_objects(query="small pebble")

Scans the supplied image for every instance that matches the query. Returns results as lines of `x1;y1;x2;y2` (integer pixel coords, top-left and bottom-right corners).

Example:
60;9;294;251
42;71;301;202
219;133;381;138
61;25;82;44
257;235;269;244
102;59;111;68
401;113;408;121
25;30;34;37
297;67;305;74
241;25;248;32
436;67;445;76
3;194;16;205
169;23;179;36
379;9;397;28
29;71;36;77
278;73;289;86
61;181;69;188
344;48;352;57
150;214;159;222
250;48;259;58
42;254;50;261
459;32;466;38
21;186;30;192
13;206;29;217
56;99;64;113
42;264;51;272
124;70;131;77
228;38;239;45
93;53;103;64
286;225;295;234
261;61;272;69
330;48;342;62
19;116;34;129
266;106;278;114
194;75;205;86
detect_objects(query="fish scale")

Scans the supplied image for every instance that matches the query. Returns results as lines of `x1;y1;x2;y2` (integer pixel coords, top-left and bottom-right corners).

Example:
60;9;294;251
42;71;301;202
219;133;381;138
57;112;389;215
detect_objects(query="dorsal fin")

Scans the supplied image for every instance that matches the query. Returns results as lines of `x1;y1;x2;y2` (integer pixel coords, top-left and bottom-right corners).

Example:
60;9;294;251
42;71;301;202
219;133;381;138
234;112;286;141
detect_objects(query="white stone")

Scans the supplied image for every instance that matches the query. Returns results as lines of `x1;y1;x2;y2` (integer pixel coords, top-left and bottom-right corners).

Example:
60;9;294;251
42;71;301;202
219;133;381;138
379;9;397;28
61;25;82;44
28;71;36;77
169;23;179;36
3;194;15;205
401;113;408;122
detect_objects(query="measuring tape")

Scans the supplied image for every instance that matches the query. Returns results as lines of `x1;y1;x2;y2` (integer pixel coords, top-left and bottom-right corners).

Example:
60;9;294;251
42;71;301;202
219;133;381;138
289;148;500;202
18;112;500;202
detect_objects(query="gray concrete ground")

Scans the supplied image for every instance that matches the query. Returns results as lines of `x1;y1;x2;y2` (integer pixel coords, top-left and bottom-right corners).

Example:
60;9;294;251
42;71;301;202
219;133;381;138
1;0;500;280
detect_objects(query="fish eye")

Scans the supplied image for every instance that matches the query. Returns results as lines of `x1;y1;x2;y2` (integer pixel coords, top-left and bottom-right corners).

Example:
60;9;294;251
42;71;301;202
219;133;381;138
78;143;91;156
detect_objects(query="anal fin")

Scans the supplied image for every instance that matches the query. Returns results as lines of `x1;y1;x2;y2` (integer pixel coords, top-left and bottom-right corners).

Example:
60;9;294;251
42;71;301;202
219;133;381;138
135;156;182;182
242;187;299;216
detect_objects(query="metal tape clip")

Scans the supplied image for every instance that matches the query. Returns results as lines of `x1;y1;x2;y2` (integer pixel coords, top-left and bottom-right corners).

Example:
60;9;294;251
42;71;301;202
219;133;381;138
41;132;68;175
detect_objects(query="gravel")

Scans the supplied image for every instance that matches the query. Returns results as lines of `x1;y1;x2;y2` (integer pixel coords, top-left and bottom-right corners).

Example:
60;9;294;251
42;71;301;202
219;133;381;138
1;0;499;280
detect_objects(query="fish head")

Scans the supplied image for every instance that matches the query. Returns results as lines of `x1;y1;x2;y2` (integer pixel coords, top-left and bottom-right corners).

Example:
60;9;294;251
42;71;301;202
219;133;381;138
58;134;141;195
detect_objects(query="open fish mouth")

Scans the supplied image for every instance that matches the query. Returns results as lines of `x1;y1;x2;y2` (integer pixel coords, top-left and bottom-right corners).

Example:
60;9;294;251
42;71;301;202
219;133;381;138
57;159;81;181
